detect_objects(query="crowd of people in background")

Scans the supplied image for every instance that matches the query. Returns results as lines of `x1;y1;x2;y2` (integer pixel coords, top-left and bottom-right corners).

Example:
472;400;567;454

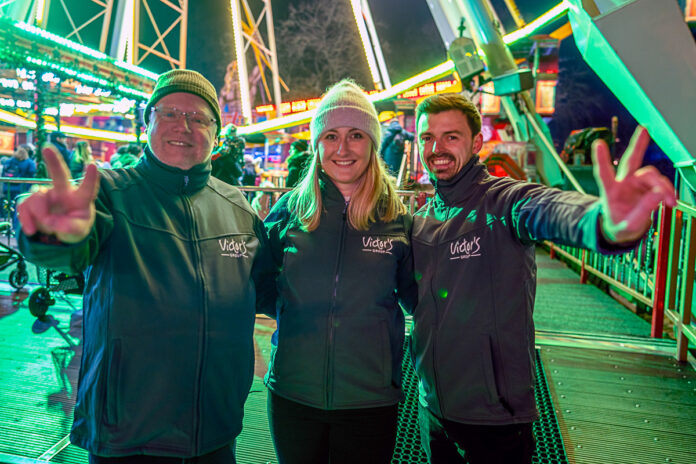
1;125;315;225
0;135;145;222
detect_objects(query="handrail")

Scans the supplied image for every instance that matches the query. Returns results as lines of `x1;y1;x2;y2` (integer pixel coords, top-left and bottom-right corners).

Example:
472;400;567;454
524;111;586;194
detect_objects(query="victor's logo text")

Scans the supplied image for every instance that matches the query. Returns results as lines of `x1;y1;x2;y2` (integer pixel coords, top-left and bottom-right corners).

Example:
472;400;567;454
219;237;248;258
362;236;394;255
449;236;481;260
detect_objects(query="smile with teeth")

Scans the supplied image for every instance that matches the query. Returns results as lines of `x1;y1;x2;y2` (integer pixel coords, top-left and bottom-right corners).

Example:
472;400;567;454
333;160;356;166
429;156;453;167
168;140;192;147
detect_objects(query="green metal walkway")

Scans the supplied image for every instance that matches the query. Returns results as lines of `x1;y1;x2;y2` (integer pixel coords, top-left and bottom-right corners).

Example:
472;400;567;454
0;248;694;464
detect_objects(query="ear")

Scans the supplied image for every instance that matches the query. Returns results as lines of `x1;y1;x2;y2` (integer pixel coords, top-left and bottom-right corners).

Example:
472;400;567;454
472;132;483;154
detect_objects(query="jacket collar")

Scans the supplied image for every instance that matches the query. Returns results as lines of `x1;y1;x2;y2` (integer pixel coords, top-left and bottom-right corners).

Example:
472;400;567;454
137;147;211;195
318;170;349;206
433;157;487;206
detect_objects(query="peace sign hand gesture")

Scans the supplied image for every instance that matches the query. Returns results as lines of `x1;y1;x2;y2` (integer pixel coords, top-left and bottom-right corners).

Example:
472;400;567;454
17;144;100;244
593;126;676;244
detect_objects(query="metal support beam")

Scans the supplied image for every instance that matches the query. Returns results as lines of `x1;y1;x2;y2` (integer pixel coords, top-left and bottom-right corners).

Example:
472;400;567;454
133;0;188;70
229;0;283;123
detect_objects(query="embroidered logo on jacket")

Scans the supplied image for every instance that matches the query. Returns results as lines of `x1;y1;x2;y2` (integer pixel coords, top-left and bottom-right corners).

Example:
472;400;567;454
362;236;393;255
449;236;481;260
218;237;249;258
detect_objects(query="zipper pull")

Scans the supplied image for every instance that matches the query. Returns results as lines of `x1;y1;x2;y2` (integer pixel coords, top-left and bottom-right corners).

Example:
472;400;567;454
184;175;189;187
343;200;349;217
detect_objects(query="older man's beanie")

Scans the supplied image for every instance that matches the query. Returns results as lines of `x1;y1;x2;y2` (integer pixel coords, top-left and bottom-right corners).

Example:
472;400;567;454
310;79;381;151
144;69;222;136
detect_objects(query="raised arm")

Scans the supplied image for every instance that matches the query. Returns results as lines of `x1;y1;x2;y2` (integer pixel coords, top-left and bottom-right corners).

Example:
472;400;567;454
17;144;100;243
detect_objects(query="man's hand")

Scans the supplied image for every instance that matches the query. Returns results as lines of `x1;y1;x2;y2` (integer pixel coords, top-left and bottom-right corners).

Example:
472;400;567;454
17;144;100;244
593;126;676;244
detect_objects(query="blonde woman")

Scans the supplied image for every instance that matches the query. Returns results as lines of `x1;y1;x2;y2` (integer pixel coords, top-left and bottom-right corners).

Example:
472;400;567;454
263;80;416;464
69;140;94;179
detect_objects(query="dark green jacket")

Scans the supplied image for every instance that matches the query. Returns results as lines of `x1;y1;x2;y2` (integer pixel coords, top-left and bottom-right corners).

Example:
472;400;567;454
264;175;417;409
412;158;631;425
20;150;276;457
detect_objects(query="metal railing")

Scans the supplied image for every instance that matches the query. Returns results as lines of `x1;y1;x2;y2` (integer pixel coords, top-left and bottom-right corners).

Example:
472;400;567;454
545;200;696;362
544;221;657;310
663;201;696;362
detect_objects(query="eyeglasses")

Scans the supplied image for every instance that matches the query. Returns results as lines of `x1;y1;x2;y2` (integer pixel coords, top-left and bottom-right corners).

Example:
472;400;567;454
151;106;216;128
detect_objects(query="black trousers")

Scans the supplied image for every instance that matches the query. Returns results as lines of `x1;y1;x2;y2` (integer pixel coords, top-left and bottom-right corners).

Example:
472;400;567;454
88;442;236;464
418;403;535;464
268;391;399;464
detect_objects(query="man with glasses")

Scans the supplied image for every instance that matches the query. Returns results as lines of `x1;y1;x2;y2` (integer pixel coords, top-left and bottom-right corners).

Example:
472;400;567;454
17;69;275;463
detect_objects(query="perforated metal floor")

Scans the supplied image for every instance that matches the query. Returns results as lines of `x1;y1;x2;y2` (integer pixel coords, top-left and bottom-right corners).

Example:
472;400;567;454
391;338;569;463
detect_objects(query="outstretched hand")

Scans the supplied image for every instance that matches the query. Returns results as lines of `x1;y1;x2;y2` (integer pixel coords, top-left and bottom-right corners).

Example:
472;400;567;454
593;126;676;244
17;144;100;244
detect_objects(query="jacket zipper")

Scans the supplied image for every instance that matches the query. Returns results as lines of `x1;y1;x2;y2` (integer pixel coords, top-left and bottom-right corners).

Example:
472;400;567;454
326;201;349;409
184;191;207;454
431;200;448;418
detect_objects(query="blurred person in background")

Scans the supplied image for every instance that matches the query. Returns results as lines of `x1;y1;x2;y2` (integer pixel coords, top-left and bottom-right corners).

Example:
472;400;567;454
110;143;142;169
284;139;312;189
2;144;37;201
211;124;245;185
70;141;95;179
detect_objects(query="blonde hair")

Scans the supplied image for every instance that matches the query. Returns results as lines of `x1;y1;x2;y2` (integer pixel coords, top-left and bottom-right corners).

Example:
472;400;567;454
73;141;93;164
286;146;406;231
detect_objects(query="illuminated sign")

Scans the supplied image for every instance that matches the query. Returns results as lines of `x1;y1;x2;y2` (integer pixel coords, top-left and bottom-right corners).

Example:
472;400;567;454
535;80;557;114
480;82;500;115
254;80;459;115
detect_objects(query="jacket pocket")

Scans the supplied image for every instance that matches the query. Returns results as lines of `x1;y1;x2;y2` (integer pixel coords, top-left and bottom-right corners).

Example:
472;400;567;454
380;320;392;388
105;339;122;425
333;316;392;404
481;334;501;405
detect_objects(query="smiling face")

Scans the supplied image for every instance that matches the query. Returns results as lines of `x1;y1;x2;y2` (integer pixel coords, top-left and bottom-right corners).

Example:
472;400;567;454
317;127;373;199
417;109;483;181
146;92;217;170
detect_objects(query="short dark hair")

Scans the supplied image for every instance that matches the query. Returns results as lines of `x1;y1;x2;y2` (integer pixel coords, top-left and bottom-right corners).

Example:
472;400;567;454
291;140;309;153
416;93;482;135
51;131;66;141
126;143;142;156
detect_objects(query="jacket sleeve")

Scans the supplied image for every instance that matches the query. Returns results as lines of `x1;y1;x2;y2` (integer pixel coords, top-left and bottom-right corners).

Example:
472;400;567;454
251;214;279;318
18;186;115;273
509;182;637;253
259;196;292;318
396;213;418;315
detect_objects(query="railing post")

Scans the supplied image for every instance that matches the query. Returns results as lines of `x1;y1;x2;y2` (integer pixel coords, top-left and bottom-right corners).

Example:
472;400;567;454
580;249;588;283
651;205;672;338
548;243;555;259
676;212;696;362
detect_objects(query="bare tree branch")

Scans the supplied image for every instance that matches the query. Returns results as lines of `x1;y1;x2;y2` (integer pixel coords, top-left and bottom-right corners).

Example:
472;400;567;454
276;0;372;99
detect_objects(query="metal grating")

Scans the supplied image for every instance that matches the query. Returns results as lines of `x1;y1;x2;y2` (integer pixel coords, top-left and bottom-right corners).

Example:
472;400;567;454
391;338;569;463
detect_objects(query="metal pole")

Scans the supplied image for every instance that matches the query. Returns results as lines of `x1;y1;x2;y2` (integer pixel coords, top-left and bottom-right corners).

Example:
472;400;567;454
525;112;586;193
179;0;188;68
264;0;283;118
230;0;251;123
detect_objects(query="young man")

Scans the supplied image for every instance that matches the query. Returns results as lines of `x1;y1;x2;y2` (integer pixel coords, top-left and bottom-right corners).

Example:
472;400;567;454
17;70;275;463
410;93;675;464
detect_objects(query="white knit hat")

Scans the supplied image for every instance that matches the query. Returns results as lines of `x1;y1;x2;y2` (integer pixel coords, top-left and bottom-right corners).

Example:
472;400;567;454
310;79;381;152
